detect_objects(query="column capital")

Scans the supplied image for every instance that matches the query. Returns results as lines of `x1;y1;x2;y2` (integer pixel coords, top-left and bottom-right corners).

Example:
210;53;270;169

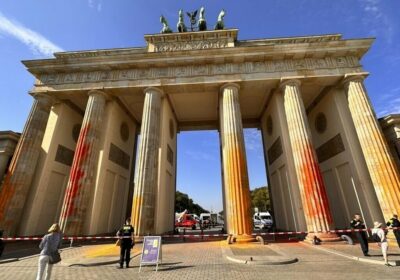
88;89;111;100
220;83;240;93
341;73;368;88
279;79;301;90
33;92;57;107
143;87;164;97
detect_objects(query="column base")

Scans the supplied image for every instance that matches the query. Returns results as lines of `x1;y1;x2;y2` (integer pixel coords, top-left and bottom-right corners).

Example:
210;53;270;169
229;234;256;243
305;232;341;243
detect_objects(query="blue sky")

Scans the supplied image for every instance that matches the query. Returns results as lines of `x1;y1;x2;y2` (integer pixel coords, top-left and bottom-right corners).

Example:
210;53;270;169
0;1;399;212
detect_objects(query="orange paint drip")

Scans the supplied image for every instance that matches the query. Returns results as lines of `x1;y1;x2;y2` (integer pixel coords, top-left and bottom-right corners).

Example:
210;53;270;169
225;143;252;236
60;123;91;223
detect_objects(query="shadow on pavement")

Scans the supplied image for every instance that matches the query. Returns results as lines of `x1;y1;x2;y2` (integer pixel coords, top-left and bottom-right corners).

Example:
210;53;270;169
158;265;195;271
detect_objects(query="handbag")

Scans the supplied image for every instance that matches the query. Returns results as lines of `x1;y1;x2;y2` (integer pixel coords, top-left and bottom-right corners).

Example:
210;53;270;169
49;250;61;264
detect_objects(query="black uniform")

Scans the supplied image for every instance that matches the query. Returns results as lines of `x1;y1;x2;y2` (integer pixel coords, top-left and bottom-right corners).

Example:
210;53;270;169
350;218;369;256
386;217;400;248
117;224;134;268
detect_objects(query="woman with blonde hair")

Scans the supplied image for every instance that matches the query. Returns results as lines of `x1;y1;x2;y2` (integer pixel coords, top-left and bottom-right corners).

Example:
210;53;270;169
36;223;63;280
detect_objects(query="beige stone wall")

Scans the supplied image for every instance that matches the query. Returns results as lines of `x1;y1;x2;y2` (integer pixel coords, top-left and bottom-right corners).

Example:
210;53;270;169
154;97;177;234
261;93;306;232
19;103;82;236
87;101;137;235
307;88;383;228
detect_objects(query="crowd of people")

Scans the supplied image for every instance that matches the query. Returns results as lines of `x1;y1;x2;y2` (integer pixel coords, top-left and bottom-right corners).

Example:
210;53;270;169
350;213;400;266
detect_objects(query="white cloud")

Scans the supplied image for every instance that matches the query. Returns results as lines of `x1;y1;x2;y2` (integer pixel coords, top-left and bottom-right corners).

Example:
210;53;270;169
358;0;394;44
0;12;63;57
376;90;400;117
244;129;263;151
88;0;102;12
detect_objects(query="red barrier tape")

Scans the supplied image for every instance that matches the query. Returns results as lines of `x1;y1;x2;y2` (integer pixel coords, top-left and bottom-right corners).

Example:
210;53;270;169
1;227;398;241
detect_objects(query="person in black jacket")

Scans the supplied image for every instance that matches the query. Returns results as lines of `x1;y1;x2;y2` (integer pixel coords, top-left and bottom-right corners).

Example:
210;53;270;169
386;214;400;248
350;214;369;256
117;218;135;269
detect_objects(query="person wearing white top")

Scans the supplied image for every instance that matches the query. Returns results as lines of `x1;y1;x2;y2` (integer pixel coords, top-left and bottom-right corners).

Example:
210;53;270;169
371;221;389;266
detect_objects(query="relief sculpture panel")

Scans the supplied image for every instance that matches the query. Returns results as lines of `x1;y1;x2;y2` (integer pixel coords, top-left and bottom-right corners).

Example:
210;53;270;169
37;56;360;86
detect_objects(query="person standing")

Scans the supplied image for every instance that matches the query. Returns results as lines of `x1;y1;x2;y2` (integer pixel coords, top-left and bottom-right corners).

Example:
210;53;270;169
36;223;63;280
350;214;369;256
117;218;134;269
386;214;400;248
371;222;390;266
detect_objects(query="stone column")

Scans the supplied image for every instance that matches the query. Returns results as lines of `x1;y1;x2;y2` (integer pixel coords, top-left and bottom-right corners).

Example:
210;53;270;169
344;75;400;220
0;93;54;235
59;90;107;236
0;154;10;181
281;79;338;241
131;87;162;236
220;83;253;242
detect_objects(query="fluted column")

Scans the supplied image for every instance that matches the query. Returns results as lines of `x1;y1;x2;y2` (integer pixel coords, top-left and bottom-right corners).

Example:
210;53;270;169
282;79;338;241
220;83;253;242
131;87;162;236
0;93;54;235
59;90;107;235
0;154;11;181
344;75;400;220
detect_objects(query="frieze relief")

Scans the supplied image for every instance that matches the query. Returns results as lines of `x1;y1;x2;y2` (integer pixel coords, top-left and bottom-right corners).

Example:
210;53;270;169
37;56;360;86
153;39;229;52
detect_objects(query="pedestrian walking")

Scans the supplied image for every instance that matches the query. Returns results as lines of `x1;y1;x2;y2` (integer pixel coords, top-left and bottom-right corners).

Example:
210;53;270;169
117;218;134;269
386;214;400;248
350;213;369;256
36;223;63;280
371;221;390;266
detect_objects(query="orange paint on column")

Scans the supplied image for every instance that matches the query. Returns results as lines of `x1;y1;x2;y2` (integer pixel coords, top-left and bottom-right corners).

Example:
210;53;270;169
220;84;254;242
282;80;338;241
0;95;53;235
345;76;400;221
59;91;106;235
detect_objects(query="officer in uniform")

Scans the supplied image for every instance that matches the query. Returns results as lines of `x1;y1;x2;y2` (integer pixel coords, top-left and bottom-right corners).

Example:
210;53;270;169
117;218;134;268
386;214;400;248
350;213;369;256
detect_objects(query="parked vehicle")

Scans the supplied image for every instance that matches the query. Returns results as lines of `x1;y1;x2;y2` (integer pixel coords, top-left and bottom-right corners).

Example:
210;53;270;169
253;211;273;229
175;213;198;230
217;214;224;226
200;213;211;229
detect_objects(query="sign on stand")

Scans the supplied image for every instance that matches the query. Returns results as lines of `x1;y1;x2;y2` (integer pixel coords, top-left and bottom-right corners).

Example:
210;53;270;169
139;236;162;272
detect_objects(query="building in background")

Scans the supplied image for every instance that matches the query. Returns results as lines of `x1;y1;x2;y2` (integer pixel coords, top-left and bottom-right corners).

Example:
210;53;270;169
0;131;20;184
379;114;400;171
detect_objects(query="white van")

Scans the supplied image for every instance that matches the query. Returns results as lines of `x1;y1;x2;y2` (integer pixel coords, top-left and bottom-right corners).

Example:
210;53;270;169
253;211;273;229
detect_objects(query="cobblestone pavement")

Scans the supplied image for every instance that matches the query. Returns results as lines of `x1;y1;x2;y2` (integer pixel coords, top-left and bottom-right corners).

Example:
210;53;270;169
0;241;399;280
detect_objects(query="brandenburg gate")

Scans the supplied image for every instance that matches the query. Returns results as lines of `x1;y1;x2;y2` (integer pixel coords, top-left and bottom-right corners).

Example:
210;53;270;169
1;28;400;242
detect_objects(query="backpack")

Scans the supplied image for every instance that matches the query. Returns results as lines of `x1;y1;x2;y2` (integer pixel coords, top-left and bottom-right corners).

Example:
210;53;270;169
372;233;381;242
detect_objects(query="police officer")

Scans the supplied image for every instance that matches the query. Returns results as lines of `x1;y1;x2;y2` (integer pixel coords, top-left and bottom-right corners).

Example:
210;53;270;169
350;213;369;256
117;218;134;269
386;214;400;248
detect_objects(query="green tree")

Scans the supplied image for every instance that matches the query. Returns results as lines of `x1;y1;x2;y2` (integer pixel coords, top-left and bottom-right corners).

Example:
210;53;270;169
250;186;270;213
175;191;208;215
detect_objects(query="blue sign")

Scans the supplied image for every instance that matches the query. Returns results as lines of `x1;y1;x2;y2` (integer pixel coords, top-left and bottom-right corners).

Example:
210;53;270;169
139;236;162;272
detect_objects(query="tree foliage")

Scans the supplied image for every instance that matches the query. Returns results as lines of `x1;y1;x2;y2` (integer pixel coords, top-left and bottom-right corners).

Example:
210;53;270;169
175;191;208;215
250;186;270;212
